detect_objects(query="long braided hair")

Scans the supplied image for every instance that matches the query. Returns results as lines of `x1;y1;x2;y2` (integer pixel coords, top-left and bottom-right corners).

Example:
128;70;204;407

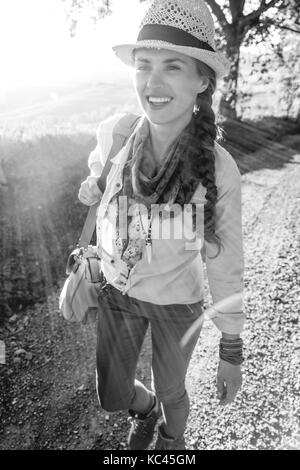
130;52;223;259
190;60;223;259
160;60;223;259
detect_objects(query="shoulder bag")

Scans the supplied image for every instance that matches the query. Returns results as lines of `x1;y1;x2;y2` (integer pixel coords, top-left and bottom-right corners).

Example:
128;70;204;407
59;114;140;324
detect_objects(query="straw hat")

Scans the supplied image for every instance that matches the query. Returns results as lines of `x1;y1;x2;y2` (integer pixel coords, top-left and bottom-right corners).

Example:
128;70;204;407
113;0;230;80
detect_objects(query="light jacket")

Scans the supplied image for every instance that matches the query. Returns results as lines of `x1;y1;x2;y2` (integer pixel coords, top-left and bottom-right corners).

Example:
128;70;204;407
84;113;245;334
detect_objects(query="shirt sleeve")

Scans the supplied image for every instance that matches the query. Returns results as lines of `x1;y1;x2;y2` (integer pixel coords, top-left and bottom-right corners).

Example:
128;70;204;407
204;143;245;334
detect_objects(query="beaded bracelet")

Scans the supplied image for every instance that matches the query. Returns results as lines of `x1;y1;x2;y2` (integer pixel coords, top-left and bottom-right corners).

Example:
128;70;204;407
219;338;244;365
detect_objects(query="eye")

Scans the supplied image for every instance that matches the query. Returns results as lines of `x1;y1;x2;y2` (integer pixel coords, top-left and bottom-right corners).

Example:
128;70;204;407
166;65;181;71
135;64;150;72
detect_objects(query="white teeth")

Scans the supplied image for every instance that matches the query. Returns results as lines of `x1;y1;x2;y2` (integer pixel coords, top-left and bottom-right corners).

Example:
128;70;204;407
148;96;171;103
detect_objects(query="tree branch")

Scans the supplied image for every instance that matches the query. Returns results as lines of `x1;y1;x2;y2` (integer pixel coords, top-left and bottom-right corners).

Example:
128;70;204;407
205;0;229;29
240;0;280;28
276;24;300;34
229;0;246;23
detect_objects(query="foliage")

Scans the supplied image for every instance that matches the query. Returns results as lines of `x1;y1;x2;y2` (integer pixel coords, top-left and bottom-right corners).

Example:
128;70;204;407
242;32;300;120
205;0;300;118
61;0;112;36
60;0;300;119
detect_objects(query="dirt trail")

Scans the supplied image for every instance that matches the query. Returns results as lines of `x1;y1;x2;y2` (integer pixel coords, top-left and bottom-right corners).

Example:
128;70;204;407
186;146;300;450
0;137;299;450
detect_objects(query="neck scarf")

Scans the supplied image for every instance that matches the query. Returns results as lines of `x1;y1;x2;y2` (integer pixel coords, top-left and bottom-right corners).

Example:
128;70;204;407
122;115;202;209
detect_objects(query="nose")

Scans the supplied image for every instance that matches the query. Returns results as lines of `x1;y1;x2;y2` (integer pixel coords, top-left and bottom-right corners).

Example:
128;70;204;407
146;69;164;89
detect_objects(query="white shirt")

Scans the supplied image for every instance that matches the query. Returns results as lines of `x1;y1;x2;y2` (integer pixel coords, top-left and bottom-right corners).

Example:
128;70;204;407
84;113;245;334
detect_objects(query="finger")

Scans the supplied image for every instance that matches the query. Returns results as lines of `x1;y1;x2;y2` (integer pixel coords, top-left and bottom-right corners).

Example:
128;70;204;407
79;182;88;193
90;185;101;197
116;261;130;277
79;194;88;205
222;383;238;405
217;376;225;400
81;197;94;206
79;181;99;201
119;267;129;277
78;189;89;201
112;278;126;286
219;385;228;405
81;194;99;206
112;273;128;285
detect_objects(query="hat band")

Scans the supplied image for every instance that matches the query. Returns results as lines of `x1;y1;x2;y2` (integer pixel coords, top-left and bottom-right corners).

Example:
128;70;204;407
137;24;215;52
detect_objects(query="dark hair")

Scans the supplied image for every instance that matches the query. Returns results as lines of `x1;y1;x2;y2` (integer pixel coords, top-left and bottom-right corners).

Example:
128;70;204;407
132;49;223;258
191;59;223;259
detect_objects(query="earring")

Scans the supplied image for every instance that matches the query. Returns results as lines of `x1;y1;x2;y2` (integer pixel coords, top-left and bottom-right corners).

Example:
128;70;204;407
193;95;201;118
193;104;199;117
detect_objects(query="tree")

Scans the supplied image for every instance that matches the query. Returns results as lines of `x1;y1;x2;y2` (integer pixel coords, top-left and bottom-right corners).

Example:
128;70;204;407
62;0;300;119
205;0;300;118
245;25;300;122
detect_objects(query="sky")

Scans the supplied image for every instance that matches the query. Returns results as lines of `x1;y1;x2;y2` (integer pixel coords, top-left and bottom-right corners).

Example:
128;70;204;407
0;0;280;109
0;0;147;92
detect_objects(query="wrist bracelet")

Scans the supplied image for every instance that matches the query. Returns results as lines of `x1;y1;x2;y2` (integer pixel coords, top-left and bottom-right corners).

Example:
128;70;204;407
219;337;244;365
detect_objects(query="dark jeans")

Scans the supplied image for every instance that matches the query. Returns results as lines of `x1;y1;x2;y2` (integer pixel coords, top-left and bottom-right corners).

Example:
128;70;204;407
96;287;203;438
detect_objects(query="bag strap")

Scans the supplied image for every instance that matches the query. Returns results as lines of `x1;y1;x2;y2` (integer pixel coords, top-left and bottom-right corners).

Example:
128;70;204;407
78;114;140;248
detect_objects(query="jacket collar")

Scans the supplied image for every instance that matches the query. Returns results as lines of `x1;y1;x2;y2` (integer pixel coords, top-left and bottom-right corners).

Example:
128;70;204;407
110;114;149;165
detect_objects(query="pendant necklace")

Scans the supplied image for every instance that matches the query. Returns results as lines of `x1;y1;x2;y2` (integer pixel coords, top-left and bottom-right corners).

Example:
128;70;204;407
138;206;153;263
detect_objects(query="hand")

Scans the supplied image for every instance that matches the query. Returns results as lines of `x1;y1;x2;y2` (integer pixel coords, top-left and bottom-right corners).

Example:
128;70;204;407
78;176;102;206
111;258;130;287
217;358;242;406
100;249;130;288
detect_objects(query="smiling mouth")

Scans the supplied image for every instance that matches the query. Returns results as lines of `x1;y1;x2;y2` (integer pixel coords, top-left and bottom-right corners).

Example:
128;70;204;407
146;96;173;106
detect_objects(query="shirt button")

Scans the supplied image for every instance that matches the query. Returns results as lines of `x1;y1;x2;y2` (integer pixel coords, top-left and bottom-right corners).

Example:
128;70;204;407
116;182;121;188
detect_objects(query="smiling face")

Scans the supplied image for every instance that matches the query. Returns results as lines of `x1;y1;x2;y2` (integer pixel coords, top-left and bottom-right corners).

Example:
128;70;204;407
133;48;208;129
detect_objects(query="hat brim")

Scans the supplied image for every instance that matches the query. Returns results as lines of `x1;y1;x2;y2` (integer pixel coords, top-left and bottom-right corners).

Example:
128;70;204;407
113;40;230;80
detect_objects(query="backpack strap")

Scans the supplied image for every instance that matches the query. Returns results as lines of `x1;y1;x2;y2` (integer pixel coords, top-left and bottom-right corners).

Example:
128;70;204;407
97;113;140;193
78;114;140;248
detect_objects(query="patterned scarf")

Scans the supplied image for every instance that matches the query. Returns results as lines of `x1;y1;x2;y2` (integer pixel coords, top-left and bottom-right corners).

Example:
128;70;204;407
122;115;202;209
113;115;207;266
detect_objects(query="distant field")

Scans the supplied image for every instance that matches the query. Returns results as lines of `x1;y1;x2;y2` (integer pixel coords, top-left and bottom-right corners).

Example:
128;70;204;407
0;81;140;134
0;73;297;135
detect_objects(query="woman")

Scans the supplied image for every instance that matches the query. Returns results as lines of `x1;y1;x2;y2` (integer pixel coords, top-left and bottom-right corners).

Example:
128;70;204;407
79;0;245;451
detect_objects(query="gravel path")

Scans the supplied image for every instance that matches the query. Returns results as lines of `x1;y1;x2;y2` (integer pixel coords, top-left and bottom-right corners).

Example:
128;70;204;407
186;149;300;450
0;140;299;450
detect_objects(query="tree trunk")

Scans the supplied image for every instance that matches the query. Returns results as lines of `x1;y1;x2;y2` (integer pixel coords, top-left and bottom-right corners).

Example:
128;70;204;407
219;24;243;120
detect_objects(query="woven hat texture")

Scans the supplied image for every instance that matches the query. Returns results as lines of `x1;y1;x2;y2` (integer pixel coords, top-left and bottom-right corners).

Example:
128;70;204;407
141;0;216;49
113;0;230;79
